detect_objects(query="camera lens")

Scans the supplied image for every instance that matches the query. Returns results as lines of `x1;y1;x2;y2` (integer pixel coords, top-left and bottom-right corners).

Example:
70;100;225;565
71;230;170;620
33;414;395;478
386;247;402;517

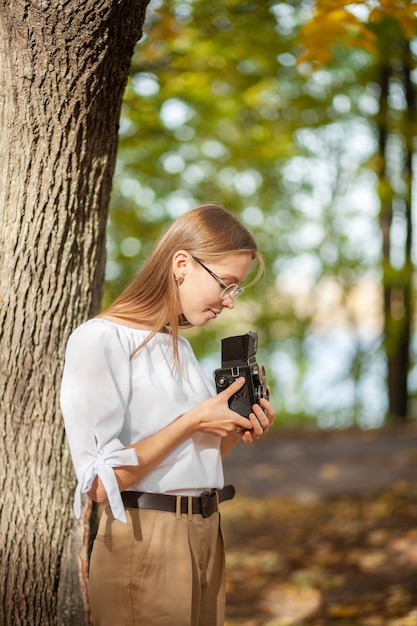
258;365;267;386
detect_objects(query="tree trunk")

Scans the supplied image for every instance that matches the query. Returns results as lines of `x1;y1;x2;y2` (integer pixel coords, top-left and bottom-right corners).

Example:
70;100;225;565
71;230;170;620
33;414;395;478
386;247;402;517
0;1;149;624
377;40;417;422
387;41;415;421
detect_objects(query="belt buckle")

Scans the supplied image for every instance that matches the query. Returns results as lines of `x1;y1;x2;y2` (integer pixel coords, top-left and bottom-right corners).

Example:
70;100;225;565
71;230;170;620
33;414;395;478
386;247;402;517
200;490;217;518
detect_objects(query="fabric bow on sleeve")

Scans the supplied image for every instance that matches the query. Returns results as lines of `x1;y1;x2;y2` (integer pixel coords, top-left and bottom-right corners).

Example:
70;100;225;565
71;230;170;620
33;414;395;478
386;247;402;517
73;438;139;523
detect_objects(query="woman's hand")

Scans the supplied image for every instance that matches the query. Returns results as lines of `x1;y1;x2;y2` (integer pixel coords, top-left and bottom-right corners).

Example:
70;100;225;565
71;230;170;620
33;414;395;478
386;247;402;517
220;386;275;457
239;394;275;445
190;377;276;442
189;377;255;437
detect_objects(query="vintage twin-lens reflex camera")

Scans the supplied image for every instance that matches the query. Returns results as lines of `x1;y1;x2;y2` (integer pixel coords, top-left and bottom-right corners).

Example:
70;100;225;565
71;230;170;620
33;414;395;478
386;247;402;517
214;331;269;418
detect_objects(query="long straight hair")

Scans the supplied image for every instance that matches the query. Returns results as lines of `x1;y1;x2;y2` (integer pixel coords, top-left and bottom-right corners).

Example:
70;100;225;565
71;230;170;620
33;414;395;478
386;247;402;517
100;203;264;362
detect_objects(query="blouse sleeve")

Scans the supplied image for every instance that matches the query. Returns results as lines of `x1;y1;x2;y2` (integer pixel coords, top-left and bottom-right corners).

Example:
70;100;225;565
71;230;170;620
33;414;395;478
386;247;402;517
60;321;139;523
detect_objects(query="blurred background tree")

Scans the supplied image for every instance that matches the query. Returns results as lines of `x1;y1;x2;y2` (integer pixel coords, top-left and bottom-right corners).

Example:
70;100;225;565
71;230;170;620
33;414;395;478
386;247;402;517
298;0;417;419
105;0;417;427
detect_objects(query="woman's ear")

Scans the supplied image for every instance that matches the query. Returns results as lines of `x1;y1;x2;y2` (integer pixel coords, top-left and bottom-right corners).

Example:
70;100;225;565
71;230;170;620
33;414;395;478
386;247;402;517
172;250;190;278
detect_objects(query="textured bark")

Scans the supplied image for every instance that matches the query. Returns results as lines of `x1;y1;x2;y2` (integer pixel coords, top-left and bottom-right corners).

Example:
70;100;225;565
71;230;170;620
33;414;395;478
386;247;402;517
0;1;149;624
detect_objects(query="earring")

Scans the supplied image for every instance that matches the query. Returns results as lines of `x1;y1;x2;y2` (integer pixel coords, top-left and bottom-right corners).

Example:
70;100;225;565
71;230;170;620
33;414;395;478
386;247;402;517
176;275;185;286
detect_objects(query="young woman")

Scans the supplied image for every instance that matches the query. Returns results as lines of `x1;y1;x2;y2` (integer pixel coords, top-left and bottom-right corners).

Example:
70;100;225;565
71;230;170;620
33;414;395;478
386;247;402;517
61;203;275;626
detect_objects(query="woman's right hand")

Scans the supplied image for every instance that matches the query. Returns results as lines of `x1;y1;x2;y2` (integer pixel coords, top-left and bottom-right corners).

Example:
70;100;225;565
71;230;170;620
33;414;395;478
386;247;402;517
187;376;252;437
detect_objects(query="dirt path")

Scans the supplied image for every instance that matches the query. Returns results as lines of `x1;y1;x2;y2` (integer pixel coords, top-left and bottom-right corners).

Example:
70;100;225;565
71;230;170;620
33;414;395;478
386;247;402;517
223;424;417;501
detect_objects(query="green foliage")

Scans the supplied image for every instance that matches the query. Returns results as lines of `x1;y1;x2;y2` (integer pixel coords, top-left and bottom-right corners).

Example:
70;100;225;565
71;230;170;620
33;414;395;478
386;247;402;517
106;0;417;425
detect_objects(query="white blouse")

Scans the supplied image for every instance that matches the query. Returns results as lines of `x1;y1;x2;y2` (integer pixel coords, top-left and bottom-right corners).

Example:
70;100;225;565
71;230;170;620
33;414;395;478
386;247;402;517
60;318;223;523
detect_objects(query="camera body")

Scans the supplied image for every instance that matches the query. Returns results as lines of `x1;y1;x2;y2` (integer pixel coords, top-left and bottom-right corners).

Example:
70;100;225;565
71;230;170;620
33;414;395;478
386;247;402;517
214;331;269;418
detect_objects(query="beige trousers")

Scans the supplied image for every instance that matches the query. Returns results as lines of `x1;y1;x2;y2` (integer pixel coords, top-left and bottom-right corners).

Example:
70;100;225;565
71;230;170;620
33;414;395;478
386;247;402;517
88;504;226;626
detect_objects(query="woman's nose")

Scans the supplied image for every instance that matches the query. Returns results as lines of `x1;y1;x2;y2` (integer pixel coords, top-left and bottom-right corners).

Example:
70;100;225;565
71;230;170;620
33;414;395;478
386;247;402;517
221;294;235;309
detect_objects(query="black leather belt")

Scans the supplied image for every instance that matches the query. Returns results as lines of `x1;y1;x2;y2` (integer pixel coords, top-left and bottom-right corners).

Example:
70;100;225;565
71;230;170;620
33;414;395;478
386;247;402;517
121;484;236;518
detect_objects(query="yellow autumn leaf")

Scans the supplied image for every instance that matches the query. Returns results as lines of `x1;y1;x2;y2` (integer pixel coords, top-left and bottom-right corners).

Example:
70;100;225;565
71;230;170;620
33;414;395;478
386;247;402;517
329;603;362;617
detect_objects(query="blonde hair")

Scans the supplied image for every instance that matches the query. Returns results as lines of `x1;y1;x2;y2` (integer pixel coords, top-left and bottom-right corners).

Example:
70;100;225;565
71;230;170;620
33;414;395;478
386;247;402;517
101;203;264;362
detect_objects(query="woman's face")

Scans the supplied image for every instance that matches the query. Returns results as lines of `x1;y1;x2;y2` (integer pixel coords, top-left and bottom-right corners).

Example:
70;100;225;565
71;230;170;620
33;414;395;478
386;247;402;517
173;251;253;327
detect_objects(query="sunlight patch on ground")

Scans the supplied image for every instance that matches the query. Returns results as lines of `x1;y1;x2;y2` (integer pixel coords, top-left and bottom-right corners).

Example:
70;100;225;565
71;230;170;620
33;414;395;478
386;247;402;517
260;584;321;625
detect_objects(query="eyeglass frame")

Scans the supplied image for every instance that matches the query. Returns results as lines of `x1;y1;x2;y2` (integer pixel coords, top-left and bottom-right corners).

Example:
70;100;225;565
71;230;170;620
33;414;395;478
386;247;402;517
191;255;245;299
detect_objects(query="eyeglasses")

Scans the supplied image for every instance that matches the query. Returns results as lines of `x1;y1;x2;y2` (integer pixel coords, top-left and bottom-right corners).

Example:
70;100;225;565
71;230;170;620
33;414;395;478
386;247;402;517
191;256;245;299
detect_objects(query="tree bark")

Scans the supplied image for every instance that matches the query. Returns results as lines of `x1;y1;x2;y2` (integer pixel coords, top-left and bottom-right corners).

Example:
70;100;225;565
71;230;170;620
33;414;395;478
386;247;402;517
378;38;416;421
0;1;149;624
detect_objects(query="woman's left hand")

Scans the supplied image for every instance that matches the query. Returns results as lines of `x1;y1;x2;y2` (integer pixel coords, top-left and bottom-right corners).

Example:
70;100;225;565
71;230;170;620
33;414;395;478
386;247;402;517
239;395;275;445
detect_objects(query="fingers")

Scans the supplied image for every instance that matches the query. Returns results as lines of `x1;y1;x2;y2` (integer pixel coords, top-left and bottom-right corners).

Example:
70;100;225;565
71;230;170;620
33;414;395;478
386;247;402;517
253;402;272;428
219;376;246;400
240;429;254;445
259;397;275;427
239;399;275;444
215;379;275;442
